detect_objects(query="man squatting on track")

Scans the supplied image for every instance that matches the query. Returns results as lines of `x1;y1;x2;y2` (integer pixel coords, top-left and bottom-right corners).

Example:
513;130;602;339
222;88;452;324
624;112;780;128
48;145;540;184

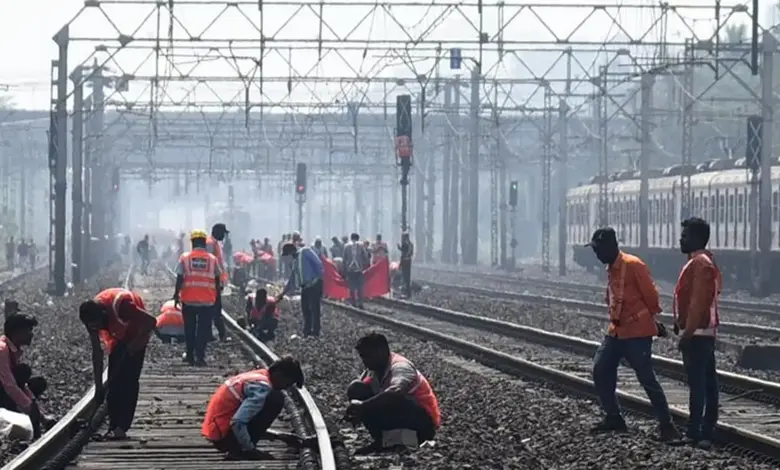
0;313;55;438
278;242;324;338
80;288;157;440
672;217;722;449
346;332;440;455
587;227;680;441
245;288;279;342
201;356;309;460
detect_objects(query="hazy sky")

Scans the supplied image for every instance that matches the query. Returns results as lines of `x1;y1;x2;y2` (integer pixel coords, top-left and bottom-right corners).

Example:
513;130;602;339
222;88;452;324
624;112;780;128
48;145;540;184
0;0;765;111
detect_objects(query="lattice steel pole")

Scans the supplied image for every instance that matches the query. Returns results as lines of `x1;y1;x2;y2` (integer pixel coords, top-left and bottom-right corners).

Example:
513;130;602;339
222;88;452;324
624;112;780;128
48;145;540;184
680;40;694;220
541;84;553;273
71;66;84;285
49;26;68;295
557;98;569;276
441;82;452;263
758;31;776;295
466;65;481;265
639;73;654;251
451;77;462;264
490;97;499;267
597;69;609;227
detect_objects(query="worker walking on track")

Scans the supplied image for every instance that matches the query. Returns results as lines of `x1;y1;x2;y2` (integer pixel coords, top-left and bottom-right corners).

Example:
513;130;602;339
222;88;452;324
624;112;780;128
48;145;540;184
673;217;721;449
174;229;223;366
278;242;324;338
79;287;157;440
155;299;185;344
587;227;680;441
245;288;279;342
201;356;306;460
206;223;229;342
342;233;370;308
398;232;414;297
345;332;440;455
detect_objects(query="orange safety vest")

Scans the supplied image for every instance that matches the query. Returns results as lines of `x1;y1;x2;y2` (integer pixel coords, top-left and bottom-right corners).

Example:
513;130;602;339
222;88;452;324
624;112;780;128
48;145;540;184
673;252;720;337
206;235;229;284
605;254;657;338
179;249;219;306
201;369;272;441
156;300;184;335
94;288;148;354
365;353;440;428
246;294;279;320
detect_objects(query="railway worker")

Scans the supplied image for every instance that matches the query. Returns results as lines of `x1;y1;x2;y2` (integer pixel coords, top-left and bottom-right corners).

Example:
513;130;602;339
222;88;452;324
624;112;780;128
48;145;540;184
398;232;414;297
673;217;721;449
136;234;150;275
330;236;344;259
587;227;680;441
201;356;306;460
206;223;229;342
260;237;274;255
155;299;185;344
174;229;223;366
79;287;157;440
371;234;389;265
343;233;370;308
278;242;324;338
0;313;55;438
345;332;440;455
245;288;279;342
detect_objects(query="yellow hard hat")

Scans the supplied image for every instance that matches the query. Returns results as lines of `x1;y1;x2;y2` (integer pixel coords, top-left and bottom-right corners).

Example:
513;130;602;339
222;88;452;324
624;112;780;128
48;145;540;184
190;229;208;240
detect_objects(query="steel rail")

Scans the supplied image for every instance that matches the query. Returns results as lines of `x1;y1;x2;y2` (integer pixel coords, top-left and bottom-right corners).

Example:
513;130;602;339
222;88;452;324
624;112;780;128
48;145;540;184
5;266;336;470
2;265;131;470
368;296;780;406
419;279;780;339
417;265;780;318
323;297;780;463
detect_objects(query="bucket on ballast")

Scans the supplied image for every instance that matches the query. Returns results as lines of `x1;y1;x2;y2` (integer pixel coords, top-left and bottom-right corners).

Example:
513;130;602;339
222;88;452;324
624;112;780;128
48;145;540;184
382;428;418;449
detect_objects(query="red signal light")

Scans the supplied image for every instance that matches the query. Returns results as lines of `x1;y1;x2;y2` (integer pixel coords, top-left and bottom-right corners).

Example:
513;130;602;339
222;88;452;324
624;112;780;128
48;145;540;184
296;185;305;193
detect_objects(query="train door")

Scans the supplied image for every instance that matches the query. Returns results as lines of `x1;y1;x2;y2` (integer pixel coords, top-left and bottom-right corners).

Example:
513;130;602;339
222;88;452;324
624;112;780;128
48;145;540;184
738;189;747;249
716;190;724;249
774;189;780;248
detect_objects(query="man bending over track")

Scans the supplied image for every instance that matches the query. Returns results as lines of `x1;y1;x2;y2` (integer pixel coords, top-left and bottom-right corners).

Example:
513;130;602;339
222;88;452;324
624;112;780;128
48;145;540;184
345;332;440;455
80;288;156;440
201;356;308;460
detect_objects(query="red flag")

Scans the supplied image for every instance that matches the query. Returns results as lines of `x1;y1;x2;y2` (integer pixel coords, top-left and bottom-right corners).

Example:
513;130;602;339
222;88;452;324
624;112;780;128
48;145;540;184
323;256;391;300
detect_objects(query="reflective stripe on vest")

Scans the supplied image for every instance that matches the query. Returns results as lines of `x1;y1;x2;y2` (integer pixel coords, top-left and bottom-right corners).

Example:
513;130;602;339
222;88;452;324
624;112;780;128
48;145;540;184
246;294;279;320
202;369;272;442
180;250;218;305
673;254;720;337
383;353;441;428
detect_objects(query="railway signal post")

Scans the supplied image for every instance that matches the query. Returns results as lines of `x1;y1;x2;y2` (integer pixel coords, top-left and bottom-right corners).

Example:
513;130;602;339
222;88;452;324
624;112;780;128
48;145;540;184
509;181;518;270
395;95;413;236
295;163;307;233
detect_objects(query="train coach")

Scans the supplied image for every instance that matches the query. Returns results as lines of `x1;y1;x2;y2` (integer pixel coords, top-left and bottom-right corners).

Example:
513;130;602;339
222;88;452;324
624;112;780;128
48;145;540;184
566;158;780;290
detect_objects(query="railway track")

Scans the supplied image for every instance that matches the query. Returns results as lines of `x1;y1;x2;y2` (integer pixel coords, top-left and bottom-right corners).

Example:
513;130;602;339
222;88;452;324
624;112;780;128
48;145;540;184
417;265;780;319
417;278;780;341
4;266;336;470
320;295;780;463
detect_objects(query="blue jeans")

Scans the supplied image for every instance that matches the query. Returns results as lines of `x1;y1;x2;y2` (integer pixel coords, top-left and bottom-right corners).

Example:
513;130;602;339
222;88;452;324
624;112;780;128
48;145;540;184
593;336;672;424
681;337;718;440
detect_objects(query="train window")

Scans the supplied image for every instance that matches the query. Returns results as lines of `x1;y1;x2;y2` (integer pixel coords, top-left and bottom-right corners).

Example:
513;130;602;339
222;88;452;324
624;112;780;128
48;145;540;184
728;194;735;223
710;195;716;222
719;195;725;223
702;196;708;221
693;196;699;215
737;194;745;223
774;191;779;222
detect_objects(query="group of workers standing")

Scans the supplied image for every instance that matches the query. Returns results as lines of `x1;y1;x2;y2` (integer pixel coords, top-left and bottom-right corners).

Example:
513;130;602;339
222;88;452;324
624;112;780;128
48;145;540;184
588;216;720;449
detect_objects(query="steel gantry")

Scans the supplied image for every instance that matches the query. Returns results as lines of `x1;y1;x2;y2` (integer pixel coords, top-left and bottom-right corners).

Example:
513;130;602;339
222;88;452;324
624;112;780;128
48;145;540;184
42;0;762;292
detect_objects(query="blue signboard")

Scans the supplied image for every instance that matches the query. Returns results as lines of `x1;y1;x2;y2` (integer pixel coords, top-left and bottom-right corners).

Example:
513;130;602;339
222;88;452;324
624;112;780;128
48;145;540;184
450;48;462;70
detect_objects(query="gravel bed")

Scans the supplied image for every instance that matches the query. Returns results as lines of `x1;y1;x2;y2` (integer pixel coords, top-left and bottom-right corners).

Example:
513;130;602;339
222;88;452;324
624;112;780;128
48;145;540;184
410;286;780;383
222;295;774;470
0;264;130;465
414;267;780;328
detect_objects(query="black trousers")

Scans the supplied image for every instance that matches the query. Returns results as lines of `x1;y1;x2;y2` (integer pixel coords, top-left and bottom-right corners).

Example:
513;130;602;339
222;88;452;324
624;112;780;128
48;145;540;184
347;381;435;443
681;336;719;440
301;280;323;337
250;315;279;342
0;364;47;438
212;306;226;340
107;343;146;432
400;259;412;296
212;389;285;454
182;304;214;361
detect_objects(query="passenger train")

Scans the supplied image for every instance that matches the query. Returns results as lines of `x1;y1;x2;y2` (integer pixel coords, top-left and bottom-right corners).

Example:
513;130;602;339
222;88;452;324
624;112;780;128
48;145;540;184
566;158;780;290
